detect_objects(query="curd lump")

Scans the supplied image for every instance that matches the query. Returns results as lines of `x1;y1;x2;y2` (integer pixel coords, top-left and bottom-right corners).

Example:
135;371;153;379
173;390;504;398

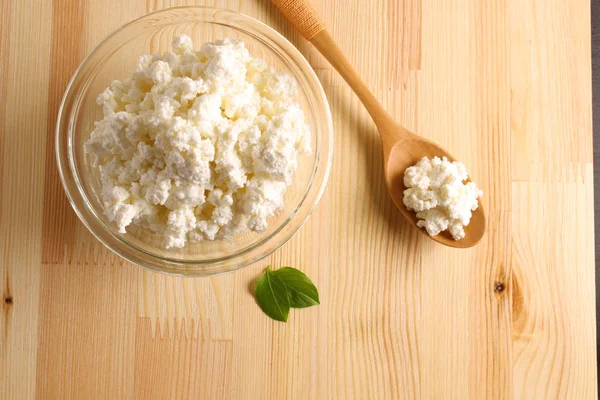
402;156;482;240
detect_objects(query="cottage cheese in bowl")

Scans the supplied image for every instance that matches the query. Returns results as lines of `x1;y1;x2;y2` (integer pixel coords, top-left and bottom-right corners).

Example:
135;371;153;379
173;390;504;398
84;35;312;248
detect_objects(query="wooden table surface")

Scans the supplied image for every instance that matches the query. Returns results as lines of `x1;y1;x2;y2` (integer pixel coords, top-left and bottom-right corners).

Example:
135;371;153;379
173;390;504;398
1;0;597;398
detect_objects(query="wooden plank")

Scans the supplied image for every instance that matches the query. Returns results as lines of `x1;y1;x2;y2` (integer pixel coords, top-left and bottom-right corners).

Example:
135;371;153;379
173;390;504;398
134;318;233;399
592;0;600;380
36;258;138;399
509;0;597;397
0;0;52;398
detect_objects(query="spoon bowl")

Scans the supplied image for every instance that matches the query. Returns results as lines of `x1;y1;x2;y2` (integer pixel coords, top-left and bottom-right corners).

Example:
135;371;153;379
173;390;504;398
384;135;486;248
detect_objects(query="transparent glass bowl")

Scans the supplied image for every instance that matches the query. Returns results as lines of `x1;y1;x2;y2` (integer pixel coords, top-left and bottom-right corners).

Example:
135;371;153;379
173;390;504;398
56;7;333;276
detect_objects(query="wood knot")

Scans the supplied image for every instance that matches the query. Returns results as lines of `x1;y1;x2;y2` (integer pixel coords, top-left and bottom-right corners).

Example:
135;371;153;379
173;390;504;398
494;282;506;293
4;297;12;305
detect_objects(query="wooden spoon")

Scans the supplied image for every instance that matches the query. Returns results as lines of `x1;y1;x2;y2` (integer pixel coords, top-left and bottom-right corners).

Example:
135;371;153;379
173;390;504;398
271;0;486;248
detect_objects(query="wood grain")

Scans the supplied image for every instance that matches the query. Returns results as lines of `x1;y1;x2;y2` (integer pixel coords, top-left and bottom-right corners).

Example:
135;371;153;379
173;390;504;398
0;0;596;399
592;0;600;377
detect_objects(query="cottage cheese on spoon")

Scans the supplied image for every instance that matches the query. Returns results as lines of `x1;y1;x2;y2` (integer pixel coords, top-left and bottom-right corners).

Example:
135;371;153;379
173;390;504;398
85;35;311;248
402;156;482;240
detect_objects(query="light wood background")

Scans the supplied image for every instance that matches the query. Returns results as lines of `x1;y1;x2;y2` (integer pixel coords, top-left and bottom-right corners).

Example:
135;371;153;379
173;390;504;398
0;0;597;398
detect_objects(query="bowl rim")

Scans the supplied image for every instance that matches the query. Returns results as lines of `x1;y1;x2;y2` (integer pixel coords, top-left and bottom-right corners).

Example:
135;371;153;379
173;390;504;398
55;6;334;277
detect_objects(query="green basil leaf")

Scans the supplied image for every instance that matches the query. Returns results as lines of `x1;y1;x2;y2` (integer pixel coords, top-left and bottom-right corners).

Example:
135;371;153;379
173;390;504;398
254;267;290;322
273;267;320;308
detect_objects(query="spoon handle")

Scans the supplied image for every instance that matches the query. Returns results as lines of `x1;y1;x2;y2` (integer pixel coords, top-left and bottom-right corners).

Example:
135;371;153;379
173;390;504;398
271;0;398;133
270;0;325;40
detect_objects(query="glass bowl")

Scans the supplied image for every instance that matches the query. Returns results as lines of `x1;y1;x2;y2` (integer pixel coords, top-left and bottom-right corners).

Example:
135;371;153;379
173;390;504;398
56;7;333;276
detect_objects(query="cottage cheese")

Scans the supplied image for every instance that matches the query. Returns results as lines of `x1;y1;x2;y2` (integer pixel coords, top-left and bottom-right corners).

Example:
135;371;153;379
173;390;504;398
403;156;482;240
85;35;311;248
